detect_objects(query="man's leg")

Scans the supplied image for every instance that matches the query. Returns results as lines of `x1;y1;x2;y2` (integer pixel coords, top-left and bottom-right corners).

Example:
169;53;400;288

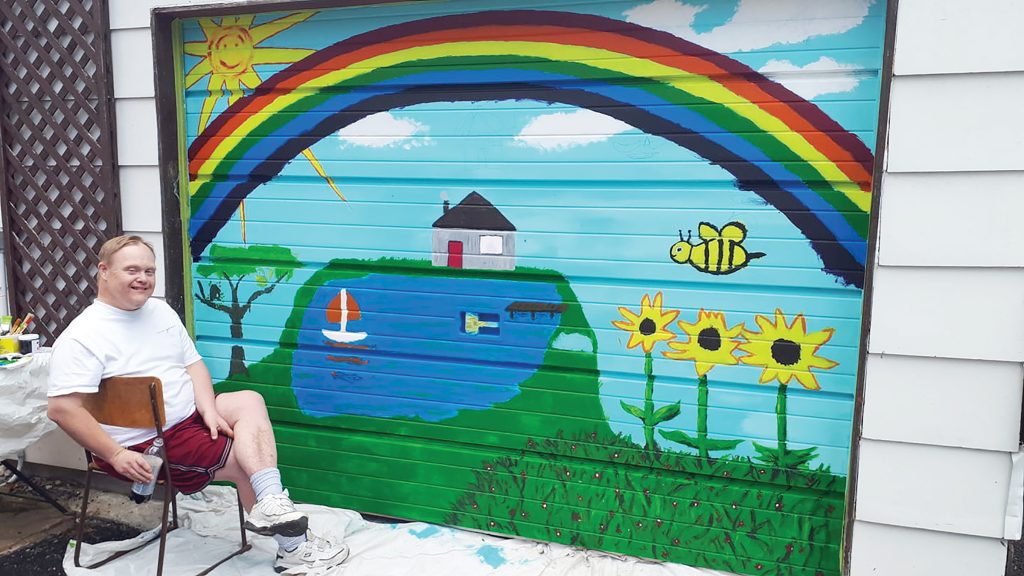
212;390;276;482
214;390;277;478
212;391;304;532
211;391;349;572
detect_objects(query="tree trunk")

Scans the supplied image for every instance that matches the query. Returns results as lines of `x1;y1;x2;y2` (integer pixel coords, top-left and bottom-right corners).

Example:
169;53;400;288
229;312;243;339
229;344;248;377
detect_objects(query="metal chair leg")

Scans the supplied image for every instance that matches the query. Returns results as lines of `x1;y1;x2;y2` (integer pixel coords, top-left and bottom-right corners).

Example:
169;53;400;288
1;460;70;514
74;466;94;568
237;489;247;547
193;485;252;576
156;479;172;576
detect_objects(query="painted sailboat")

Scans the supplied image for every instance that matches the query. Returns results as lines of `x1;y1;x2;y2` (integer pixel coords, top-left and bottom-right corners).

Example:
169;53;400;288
322;288;367;343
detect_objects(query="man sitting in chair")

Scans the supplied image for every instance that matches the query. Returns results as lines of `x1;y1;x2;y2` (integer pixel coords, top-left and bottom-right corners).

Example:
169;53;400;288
47;235;348;575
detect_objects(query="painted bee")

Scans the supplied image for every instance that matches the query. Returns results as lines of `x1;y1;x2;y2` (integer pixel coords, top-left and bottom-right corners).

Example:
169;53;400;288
669;222;765;275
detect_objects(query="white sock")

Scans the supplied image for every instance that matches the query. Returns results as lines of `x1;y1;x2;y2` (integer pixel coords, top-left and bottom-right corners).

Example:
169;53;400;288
273;532;306;552
249;467;284;502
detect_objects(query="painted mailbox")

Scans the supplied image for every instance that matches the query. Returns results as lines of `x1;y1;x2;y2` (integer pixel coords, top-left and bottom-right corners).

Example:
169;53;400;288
179;1;885;574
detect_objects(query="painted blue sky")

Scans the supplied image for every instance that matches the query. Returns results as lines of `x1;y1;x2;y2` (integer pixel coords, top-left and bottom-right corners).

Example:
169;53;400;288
184;0;886;475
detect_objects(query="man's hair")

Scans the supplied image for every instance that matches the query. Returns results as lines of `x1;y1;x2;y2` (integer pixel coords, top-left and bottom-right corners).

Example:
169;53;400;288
97;235;155;265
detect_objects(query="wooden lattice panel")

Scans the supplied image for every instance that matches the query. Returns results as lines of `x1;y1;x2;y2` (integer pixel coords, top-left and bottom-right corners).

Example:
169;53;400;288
0;0;120;343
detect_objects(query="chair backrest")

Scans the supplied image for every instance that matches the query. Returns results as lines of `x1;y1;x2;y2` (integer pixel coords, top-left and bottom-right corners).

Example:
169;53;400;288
81;376;166;429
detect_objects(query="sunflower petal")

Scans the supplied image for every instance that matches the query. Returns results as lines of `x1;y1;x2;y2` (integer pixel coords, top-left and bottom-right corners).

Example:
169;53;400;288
790;313;807;333
659;308;680;326
616;307;639;324
794;370;821;390
625;332;644;350
804;327;835;347
662;348;687;360
807;354;840;370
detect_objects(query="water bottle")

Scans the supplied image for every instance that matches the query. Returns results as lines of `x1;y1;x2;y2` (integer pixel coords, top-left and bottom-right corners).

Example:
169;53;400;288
130;438;165;504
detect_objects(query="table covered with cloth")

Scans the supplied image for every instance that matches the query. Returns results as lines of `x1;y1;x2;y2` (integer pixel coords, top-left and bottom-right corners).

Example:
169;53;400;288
0;351;54;460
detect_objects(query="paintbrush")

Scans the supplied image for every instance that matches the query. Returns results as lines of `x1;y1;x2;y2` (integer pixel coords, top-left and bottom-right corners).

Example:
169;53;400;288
14;313;33;335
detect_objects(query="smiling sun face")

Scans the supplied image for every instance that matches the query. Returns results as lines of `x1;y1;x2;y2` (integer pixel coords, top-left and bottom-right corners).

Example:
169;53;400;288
209;26;255;75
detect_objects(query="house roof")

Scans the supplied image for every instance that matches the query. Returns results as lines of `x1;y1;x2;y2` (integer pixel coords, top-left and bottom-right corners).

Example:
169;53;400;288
432;191;516;231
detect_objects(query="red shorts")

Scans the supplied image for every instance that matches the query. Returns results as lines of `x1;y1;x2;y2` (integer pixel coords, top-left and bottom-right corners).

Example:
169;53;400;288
93;411;232;495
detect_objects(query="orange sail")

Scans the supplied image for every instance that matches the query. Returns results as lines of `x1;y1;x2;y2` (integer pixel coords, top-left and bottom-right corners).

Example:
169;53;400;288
327;290;361;323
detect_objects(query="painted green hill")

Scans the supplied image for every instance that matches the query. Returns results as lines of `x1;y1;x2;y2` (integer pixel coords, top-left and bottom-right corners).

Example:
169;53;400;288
214;258;846;576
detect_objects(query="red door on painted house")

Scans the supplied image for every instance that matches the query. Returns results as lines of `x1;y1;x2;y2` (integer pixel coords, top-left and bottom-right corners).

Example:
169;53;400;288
447;240;463;268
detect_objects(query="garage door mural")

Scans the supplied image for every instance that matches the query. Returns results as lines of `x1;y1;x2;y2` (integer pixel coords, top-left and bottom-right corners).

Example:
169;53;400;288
179;2;885;575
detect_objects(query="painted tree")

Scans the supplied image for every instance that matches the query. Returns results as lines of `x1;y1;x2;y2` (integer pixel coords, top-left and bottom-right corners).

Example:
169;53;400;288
195;244;300;376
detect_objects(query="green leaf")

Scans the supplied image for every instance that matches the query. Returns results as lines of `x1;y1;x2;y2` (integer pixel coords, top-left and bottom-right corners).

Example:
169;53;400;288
752;443;820;469
660;430;742;455
651;401;681;425
702;437;744;452
780;446;819;469
659;429;701;450
619;401;646;422
751;442;781;466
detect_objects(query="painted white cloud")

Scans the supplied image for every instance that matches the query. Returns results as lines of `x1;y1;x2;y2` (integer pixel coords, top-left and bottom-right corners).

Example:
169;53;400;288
514;109;633;151
624;0;875;53
335;112;429;149
758;56;862;99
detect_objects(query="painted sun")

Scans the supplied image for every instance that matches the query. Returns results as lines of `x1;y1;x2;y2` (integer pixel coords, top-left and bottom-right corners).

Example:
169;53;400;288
184;12;344;241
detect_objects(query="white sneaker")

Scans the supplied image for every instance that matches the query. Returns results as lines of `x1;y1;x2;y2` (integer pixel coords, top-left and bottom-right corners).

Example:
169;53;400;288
274;530;349;575
245;492;309;537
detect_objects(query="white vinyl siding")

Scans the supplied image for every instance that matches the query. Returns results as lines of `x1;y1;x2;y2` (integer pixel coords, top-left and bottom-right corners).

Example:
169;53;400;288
851;0;1024;573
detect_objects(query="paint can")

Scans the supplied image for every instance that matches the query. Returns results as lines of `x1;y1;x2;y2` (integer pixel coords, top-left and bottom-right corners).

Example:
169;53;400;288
18;334;39;354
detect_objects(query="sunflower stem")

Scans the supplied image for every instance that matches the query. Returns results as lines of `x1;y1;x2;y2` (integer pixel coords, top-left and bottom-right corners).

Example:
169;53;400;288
696;374;709;459
643;351;656;455
776;383;788;462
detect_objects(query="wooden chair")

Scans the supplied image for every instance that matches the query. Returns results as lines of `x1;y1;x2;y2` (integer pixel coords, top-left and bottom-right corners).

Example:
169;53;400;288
74;376;251;576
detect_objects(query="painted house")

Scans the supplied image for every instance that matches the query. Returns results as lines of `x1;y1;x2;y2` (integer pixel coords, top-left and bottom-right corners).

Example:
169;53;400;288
6;1;1024;576
431;192;516;271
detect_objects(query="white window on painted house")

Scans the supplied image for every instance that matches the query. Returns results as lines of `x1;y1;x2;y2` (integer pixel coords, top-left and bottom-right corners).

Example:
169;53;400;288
479;235;503;255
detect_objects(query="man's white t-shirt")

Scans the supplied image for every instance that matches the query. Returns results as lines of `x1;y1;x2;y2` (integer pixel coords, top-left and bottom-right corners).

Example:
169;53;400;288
47;298;202;446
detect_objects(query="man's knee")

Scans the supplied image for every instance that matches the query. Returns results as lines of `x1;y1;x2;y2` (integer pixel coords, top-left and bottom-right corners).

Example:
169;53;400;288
235;389;267;409
220;389;268;413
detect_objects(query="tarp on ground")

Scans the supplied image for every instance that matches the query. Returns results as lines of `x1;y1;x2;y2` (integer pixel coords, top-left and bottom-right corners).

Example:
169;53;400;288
64;486;725;576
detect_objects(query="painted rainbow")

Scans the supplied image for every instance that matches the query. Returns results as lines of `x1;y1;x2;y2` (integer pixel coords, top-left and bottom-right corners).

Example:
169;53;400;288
187;10;874;287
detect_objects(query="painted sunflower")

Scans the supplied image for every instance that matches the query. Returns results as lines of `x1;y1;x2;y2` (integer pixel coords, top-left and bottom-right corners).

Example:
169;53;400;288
612;292;678;353
663;309;744;376
739;308;837;390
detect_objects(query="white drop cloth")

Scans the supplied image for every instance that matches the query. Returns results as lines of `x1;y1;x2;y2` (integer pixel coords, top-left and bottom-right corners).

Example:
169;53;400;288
64;485;728;576
0;352;54;460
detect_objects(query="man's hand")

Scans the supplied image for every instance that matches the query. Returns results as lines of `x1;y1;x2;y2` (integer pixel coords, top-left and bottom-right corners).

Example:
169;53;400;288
202;409;234;441
111;449;154;484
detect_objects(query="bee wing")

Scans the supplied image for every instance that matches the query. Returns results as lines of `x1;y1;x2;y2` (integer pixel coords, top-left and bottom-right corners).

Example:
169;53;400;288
720;222;748;242
697;222;720;241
